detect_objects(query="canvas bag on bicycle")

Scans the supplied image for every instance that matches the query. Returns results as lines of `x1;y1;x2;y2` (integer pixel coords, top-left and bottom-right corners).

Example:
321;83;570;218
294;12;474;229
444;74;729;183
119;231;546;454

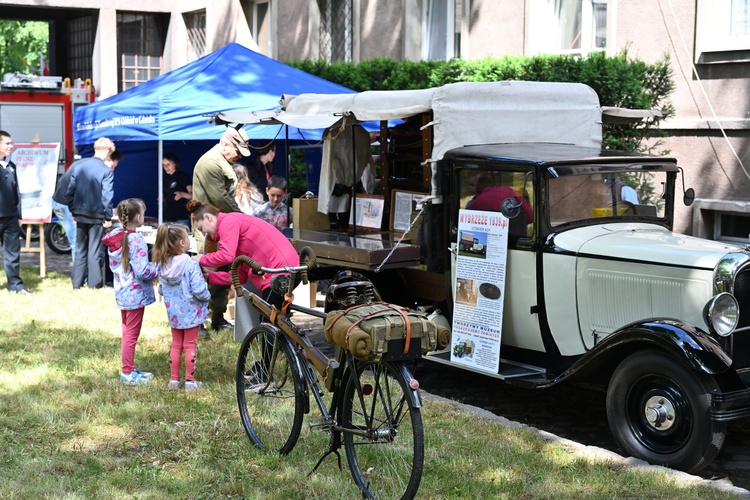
324;302;451;361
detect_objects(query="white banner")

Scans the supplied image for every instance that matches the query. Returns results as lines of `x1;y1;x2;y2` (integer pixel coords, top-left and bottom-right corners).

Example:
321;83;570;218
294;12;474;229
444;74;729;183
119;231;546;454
12;143;60;223
450;209;509;374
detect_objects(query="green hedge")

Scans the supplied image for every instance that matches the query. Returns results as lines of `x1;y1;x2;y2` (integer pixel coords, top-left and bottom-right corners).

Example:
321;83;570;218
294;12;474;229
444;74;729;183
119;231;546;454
288;50;674;153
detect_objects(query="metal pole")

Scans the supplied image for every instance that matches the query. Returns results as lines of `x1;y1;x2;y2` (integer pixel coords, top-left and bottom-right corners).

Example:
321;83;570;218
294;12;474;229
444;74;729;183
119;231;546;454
351;124;357;237
158;139;163;224
285;125;290;228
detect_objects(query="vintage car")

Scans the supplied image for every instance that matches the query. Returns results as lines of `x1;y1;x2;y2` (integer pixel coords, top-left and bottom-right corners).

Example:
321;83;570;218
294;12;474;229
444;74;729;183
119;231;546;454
216;81;750;472
421;142;750;473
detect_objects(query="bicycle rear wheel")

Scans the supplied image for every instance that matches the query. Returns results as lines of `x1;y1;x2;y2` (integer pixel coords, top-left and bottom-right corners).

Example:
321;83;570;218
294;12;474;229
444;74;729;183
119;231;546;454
236;325;304;455
341;360;424;500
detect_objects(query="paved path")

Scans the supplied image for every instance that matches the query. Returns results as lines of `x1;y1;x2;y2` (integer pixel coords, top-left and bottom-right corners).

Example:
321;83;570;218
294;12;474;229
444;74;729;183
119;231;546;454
10;241;750;497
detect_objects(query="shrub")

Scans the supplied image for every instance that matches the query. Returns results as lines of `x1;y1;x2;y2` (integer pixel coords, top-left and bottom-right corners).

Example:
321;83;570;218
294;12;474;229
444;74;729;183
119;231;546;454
288;50;674;154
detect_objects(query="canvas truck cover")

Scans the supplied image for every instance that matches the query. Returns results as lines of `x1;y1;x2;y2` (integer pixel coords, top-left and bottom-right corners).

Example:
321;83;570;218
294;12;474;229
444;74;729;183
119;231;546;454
217;81;611;196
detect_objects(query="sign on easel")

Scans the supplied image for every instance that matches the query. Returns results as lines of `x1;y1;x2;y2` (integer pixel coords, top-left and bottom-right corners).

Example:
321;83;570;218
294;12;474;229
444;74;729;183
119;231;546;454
12;142;61;223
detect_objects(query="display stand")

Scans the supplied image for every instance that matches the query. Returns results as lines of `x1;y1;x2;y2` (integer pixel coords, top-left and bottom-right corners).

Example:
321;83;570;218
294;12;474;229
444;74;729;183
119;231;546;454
20;223;46;277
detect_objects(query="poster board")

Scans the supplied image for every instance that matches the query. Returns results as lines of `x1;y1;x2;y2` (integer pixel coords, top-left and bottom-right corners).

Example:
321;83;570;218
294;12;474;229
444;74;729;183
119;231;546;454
390;190;427;234
349;194;384;231
450;209;510;374
12;143;61;223
293;197;330;231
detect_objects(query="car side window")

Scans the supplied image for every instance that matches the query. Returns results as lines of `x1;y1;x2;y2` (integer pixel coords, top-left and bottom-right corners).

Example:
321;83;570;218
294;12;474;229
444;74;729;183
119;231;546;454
459;169;535;244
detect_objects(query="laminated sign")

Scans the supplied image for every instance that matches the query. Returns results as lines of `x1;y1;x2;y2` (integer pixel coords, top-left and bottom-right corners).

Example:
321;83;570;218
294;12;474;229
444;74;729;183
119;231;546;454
450;209;509;373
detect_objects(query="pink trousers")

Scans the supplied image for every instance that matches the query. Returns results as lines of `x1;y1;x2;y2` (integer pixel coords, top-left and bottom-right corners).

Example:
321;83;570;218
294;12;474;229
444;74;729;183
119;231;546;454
170;326;199;382
121;307;145;374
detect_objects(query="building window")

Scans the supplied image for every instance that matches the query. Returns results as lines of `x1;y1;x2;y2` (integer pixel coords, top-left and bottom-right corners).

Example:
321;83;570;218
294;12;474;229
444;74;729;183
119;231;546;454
183;10;206;60
117;13;166;91
732;0;750;35
696;0;750;63
555;0;606;53
241;1;273;56
318;0;352;62
67;14;95;81
715;212;750;244
422;0;466;60
529;0;607;56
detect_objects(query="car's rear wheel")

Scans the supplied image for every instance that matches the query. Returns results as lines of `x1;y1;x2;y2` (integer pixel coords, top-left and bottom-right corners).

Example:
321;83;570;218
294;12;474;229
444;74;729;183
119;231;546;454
606;350;725;473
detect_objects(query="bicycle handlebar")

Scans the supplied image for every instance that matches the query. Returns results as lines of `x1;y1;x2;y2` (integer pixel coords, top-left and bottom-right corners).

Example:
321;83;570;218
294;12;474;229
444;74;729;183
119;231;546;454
230;246;316;290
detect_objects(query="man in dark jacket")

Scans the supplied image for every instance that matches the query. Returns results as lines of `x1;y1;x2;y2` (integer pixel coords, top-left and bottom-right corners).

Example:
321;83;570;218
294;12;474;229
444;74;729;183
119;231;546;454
65;137;116;289
0;130;31;294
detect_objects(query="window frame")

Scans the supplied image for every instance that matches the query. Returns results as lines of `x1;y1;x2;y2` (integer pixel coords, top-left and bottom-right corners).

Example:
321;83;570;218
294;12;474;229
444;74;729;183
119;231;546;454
528;0;610;57
241;0;274;57
695;0;750;64
116;12;166;91
421;0;469;60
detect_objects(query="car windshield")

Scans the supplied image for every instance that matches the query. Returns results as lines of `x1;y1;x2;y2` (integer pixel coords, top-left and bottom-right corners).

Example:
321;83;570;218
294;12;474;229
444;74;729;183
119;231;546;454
548;169;668;227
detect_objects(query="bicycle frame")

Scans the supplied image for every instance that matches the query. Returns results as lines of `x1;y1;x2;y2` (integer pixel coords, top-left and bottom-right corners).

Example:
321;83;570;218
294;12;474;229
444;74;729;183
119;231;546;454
231;250;425;499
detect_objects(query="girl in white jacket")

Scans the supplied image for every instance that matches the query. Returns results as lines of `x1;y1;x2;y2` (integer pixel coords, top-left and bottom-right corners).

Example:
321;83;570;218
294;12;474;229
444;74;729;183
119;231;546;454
152;223;210;390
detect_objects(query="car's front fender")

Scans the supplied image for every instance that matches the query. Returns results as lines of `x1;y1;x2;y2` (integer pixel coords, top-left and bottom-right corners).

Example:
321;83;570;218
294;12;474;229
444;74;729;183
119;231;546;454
557;319;732;384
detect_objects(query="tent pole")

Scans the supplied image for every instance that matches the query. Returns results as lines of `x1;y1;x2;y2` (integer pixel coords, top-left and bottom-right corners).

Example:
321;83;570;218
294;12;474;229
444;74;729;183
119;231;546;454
351;124;357;237
285;125;290;228
158;139;163;225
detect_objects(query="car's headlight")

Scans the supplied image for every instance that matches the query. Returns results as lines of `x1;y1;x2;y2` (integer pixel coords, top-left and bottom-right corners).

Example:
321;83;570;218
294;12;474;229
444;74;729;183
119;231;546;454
705;292;740;337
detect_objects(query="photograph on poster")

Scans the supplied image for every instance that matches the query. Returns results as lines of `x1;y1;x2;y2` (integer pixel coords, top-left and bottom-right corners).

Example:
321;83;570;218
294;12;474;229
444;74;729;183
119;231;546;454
452;338;475;359
455;277;478;306
458;229;488;257
479;282;502;300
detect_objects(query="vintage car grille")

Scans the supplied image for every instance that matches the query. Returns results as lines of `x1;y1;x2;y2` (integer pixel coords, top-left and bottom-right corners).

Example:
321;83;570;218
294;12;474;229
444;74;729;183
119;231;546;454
732;268;750;369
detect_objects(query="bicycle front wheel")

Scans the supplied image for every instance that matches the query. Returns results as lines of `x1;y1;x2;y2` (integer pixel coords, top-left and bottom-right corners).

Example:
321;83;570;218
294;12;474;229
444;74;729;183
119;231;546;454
341;360;424;500
236;325;304;455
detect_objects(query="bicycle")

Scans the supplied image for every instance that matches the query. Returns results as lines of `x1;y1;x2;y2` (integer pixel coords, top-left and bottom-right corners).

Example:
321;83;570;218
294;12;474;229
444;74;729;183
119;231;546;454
230;249;425;500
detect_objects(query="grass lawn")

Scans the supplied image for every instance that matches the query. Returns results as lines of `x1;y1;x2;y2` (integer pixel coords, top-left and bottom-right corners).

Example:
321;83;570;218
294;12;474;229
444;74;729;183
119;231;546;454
0;267;742;499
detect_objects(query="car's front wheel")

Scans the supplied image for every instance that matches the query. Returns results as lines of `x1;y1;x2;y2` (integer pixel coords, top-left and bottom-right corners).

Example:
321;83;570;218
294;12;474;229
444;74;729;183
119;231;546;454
606;350;725;473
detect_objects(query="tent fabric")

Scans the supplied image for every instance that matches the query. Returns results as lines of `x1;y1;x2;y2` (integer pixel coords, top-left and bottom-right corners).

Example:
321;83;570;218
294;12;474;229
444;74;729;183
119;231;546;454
74;42;355;145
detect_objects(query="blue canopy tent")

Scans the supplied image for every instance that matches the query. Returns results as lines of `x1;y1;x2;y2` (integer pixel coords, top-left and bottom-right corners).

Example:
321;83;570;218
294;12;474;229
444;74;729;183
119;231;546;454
74;42;354;219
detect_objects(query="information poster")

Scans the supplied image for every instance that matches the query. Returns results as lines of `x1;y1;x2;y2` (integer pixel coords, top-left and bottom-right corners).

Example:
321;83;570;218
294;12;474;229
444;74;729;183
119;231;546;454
450;209;509;373
12;143;60;222
391;190;426;233
349;194;384;231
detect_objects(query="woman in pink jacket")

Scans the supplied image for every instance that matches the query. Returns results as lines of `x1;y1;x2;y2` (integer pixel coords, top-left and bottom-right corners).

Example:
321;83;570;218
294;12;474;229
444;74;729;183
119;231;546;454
188;200;299;306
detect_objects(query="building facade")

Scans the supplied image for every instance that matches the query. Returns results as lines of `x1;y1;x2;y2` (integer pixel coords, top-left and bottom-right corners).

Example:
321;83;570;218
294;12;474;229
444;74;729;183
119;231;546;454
2;0;749;238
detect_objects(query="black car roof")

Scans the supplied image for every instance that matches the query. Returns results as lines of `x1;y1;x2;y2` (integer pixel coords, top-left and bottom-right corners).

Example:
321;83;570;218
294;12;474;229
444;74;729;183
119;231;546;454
442;143;678;170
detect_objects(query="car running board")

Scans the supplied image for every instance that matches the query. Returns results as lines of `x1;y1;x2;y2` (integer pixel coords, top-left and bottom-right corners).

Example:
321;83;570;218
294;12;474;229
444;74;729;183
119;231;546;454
424;350;546;381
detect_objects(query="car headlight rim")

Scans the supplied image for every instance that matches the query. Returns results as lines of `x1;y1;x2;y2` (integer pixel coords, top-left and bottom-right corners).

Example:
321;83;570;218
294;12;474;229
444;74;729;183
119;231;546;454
706;292;740;337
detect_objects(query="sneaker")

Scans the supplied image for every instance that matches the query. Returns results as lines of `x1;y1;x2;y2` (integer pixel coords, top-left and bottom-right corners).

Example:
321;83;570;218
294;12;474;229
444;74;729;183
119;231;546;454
133;368;154;380
198;325;210;338
212;318;234;332
120;371;149;385
184;380;204;391
167;380;180;390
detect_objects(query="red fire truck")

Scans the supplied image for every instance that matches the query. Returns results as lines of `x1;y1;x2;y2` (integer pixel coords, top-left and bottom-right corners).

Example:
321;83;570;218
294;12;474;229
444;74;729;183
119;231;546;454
0;73;95;173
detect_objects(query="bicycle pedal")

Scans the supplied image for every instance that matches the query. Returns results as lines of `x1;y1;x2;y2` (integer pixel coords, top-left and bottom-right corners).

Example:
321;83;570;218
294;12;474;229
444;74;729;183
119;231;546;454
308;417;333;431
